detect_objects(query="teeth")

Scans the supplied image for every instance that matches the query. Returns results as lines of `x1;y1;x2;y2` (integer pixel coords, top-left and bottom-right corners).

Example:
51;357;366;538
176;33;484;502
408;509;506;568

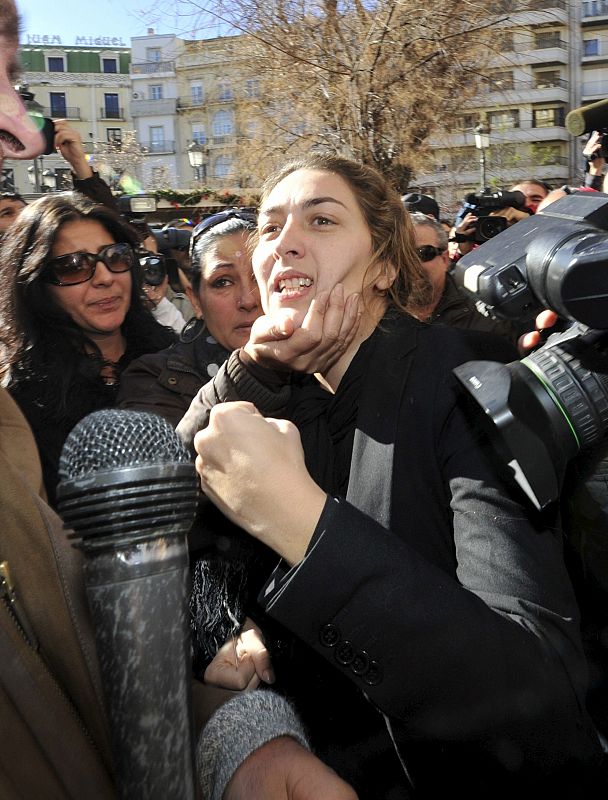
278;277;313;292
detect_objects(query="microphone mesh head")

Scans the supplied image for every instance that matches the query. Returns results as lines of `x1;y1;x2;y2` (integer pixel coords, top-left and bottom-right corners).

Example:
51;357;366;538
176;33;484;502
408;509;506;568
59;409;191;480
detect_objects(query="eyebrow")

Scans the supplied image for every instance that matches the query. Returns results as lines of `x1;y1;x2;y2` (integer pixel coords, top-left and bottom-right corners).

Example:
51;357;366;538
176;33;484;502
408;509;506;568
205;261;237;275
260;196;348;217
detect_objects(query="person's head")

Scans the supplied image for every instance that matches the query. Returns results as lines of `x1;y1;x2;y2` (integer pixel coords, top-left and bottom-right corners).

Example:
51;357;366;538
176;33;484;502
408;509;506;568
253;154;431;331
0;191;25;233
0;1;45;162
189;210;261;350
401;192;440;220
510;180;550;213
409;212;450;296
0;193;149;373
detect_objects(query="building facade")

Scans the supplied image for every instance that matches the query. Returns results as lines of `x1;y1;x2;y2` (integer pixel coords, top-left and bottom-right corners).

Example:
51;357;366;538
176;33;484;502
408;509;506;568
10;43;132;193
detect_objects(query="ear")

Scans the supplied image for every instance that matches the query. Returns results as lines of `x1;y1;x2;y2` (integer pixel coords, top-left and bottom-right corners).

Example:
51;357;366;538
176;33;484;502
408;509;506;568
185;285;203;319
373;262;397;292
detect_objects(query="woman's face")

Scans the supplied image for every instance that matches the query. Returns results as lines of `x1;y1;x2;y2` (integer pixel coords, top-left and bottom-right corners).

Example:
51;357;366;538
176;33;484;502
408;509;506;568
253;168;387;327
47;219;132;339
191;230;261;351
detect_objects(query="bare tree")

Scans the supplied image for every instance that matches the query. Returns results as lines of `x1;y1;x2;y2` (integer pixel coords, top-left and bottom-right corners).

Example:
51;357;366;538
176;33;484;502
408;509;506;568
93;131;148;192
175;0;507;191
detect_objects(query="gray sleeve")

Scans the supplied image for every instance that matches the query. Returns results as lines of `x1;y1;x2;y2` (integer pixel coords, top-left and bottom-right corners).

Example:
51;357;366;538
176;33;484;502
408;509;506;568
196;690;309;800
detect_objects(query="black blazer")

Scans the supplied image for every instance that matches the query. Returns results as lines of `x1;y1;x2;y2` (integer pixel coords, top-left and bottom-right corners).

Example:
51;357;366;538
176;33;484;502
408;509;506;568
178;313;605;796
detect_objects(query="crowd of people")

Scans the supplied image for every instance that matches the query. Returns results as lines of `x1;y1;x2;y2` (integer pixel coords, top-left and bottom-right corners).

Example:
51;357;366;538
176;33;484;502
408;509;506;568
1;0;608;796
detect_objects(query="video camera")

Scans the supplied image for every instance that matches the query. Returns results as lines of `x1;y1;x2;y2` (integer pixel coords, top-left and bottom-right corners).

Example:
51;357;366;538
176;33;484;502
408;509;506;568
456;188;529;244
452;192;608;510
566;97;608;159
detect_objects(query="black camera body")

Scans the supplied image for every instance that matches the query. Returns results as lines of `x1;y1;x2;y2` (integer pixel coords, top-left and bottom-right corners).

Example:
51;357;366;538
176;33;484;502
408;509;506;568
460;188;528;243
452;192;608;509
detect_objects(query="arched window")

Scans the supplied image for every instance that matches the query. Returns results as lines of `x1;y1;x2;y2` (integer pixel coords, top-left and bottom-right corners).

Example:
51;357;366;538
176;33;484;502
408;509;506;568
213;155;233;179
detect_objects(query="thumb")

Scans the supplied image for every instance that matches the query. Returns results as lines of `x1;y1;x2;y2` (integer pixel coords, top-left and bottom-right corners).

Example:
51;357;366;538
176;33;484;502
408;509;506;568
250;311;296;343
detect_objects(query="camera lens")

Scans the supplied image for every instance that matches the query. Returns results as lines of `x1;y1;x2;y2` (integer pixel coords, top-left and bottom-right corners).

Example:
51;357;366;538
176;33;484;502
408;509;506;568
475;216;508;243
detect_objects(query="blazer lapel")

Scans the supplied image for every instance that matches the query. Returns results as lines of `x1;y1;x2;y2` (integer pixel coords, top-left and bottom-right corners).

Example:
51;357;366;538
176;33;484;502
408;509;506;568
346;315;418;528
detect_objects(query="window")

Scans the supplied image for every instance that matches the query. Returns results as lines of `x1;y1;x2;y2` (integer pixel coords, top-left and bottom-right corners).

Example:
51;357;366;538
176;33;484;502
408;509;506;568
486;71;514;91
532;106;565;128
488;109;520;129
584;38;600;56
499;31;514;52
218;79;233;101
190;82;204;105
534;70;562;88
49;92;67;118
106;128;122;143
534;31;561;50
192;124;206;145
531;143;563;165
1;168;14;192
146;47;161;62
103;93;120;119
212;110;234;138
149;126;165;152
102;58;117;74
213;155;233;179
48;56;64;72
459;114;479;131
149;84;163;100
245;78;261;99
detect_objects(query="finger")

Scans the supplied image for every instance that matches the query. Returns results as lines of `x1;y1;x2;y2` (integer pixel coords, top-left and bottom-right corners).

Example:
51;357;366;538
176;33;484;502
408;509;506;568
319;283;346;344
518;330;540;356
250;311;295;343
535;309;558;330
238;629;275;684
339;292;362;349
299;288;331;340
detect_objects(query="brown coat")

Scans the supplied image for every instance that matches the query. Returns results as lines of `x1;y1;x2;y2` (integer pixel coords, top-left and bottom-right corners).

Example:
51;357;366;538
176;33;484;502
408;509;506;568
0;389;115;799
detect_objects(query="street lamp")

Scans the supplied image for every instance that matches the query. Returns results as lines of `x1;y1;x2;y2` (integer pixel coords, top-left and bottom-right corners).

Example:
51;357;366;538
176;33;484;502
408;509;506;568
474;123;490;191
187;141;208;184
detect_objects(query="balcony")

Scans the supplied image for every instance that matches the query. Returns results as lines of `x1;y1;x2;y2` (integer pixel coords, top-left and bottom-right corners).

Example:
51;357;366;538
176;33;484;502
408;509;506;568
141;140;175;154
475;78;568;104
99;107;125;120
131;60;175;75
43;106;80;119
131;98;177;116
177;96;206;110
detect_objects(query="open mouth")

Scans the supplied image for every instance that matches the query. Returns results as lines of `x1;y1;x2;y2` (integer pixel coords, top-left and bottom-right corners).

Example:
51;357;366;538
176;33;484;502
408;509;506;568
277;277;313;293
0;130;25;153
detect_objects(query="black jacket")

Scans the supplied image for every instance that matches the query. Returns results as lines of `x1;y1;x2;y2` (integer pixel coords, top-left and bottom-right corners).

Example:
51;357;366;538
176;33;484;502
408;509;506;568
177;313;605;798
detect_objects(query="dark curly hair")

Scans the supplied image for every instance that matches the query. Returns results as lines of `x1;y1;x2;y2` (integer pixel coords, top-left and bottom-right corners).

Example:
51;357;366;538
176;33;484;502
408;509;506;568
0;193;174;392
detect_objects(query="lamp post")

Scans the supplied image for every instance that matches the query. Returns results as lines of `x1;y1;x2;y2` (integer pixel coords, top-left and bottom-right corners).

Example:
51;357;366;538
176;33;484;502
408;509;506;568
187;141;208;184
41;168;57;192
474;123;490;191
27;158;43;193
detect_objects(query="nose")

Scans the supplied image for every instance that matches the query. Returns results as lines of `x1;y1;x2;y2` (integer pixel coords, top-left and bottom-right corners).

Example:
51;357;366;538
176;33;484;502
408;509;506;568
91;258;115;285
272;216;303;261
237;275;261;311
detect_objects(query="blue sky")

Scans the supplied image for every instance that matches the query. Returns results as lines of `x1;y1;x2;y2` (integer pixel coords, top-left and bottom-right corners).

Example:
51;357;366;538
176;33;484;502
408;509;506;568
18;0;226;46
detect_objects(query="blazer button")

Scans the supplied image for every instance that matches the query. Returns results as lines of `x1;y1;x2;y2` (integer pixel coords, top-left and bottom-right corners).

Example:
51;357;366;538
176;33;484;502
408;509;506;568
319;623;340;648
335;640;355;665
167;376;178;385
363;660;383;686
351;650;370;676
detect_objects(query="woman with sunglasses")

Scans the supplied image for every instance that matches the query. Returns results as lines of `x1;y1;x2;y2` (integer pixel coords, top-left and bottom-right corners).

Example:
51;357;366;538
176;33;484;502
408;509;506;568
118;208;261;428
1;193;176;506
180;155;604;797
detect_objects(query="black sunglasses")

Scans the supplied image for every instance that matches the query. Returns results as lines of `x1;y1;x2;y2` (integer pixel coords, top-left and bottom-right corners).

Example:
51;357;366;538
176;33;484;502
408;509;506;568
416;244;446;263
189;208;257;259
44;243;135;286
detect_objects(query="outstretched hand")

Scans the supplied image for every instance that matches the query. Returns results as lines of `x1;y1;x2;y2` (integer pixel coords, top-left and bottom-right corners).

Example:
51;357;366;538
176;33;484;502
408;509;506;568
517;309;559;355
242;283;361;375
54;119;93;179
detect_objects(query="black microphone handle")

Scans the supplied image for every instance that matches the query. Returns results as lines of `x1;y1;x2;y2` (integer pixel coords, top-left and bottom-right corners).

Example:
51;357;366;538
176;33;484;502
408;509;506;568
84;534;195;800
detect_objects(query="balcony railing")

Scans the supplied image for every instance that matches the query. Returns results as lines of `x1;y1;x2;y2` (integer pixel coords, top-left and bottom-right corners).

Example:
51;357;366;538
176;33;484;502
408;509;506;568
479;78;568;93
131;61;175;74
99;107;124;120
177;96;205;109
44;106;80;119
582;79;608;96
141;140;175;154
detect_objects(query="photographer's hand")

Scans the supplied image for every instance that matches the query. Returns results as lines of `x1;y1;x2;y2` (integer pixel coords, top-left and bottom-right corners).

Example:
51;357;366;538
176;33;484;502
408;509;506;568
583;130;606;175
452;212;477;256
517;310;558;355
490;207;530;225
54;120;93;180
